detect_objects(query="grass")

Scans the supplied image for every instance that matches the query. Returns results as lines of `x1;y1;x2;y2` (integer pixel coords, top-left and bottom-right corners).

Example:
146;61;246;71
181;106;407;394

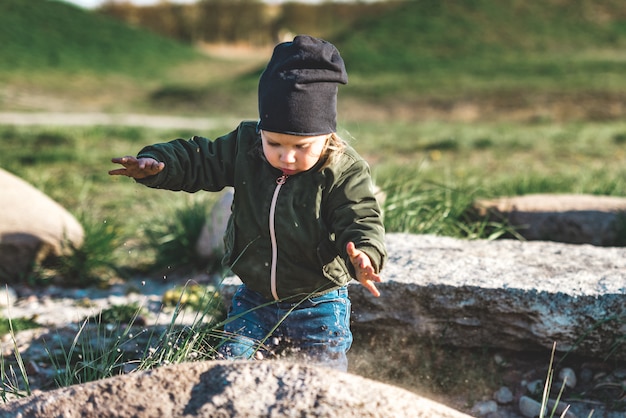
539;344;571;418
348;120;626;196
0;283;227;391
0;319;31;401
380;176;520;239
142;195;217;273
0;316;40;338
46;316;132;387
5;119;626;208
33;214;124;288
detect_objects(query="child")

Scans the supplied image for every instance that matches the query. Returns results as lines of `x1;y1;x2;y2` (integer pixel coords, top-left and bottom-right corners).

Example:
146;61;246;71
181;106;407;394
109;35;387;371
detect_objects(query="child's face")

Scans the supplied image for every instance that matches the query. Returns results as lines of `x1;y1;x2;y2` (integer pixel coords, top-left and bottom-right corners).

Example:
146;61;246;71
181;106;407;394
261;130;329;175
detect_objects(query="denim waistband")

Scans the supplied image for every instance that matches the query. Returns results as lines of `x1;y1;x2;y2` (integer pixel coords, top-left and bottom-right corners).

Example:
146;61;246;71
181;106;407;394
236;284;348;308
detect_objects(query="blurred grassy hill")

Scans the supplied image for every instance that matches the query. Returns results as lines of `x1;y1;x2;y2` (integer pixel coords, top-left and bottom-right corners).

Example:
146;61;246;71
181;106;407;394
0;0;200;75
337;0;626;100
0;0;214;114
1;0;626;120
339;0;626;73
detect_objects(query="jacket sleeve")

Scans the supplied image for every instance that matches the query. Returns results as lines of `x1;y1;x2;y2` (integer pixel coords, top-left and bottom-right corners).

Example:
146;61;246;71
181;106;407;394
134;127;240;193
325;157;387;275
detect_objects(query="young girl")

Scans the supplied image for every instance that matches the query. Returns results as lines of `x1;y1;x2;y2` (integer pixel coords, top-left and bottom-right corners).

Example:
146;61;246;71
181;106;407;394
109;35;387;371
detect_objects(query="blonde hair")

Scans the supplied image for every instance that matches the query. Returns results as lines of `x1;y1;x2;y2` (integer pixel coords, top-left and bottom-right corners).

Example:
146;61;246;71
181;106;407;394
319;132;346;170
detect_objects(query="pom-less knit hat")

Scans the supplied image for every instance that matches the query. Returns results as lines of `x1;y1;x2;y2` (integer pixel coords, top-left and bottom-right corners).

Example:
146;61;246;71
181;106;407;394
258;35;348;136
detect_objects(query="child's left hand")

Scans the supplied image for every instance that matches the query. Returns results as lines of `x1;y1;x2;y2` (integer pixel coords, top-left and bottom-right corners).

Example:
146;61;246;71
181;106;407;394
346;242;382;297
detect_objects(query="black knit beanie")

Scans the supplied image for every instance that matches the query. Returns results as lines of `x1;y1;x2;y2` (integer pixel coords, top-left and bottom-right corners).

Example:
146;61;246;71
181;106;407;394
258;35;348;136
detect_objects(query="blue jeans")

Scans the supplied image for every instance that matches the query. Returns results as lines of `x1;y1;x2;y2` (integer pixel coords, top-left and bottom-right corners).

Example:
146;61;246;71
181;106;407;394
218;285;353;372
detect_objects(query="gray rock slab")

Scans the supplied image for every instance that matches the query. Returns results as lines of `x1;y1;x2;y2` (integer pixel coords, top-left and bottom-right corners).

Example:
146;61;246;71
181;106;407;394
475;194;626;246
351;233;626;359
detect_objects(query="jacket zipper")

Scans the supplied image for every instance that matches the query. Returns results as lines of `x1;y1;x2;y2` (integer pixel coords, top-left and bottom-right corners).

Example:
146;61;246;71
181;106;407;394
269;173;289;300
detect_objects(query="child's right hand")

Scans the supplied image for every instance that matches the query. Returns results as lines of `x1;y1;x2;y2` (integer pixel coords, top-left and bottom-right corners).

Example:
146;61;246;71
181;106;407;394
109;156;165;179
346;242;382;298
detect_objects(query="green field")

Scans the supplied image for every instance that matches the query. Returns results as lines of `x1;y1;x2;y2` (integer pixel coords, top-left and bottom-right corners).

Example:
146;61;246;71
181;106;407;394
3;0;626;114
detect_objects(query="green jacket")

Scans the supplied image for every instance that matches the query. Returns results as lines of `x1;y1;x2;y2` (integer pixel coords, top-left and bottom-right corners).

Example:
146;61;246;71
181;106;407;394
137;121;386;301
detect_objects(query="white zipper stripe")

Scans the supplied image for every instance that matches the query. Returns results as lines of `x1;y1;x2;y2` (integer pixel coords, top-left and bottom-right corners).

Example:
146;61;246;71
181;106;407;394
269;174;288;300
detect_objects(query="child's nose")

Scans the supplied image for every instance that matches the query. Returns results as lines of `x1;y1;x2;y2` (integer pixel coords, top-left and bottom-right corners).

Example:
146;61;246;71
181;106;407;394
281;149;296;163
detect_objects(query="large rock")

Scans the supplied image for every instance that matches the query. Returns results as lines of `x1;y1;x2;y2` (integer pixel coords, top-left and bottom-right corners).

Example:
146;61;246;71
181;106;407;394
0;168;84;282
0;361;472;418
350;233;626;360
220;233;626;360
475;193;626;246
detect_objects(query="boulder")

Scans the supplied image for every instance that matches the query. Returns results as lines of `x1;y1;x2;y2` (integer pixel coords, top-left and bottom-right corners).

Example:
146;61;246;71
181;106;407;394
195;188;233;260
475;193;626;246
352;233;626;360
0;168;84;283
220;233;626;360
0;360;472;418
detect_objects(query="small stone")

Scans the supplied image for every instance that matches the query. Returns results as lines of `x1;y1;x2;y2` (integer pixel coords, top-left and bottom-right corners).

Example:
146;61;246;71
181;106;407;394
24;295;39;305
494;386;514;404
526;379;544;395
0;286;17;307
470;400;498;416
518;396;544;418
558;367;577;389
493;353;508;366
71;289;89;299
613;368;626;380
520;396;577;418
